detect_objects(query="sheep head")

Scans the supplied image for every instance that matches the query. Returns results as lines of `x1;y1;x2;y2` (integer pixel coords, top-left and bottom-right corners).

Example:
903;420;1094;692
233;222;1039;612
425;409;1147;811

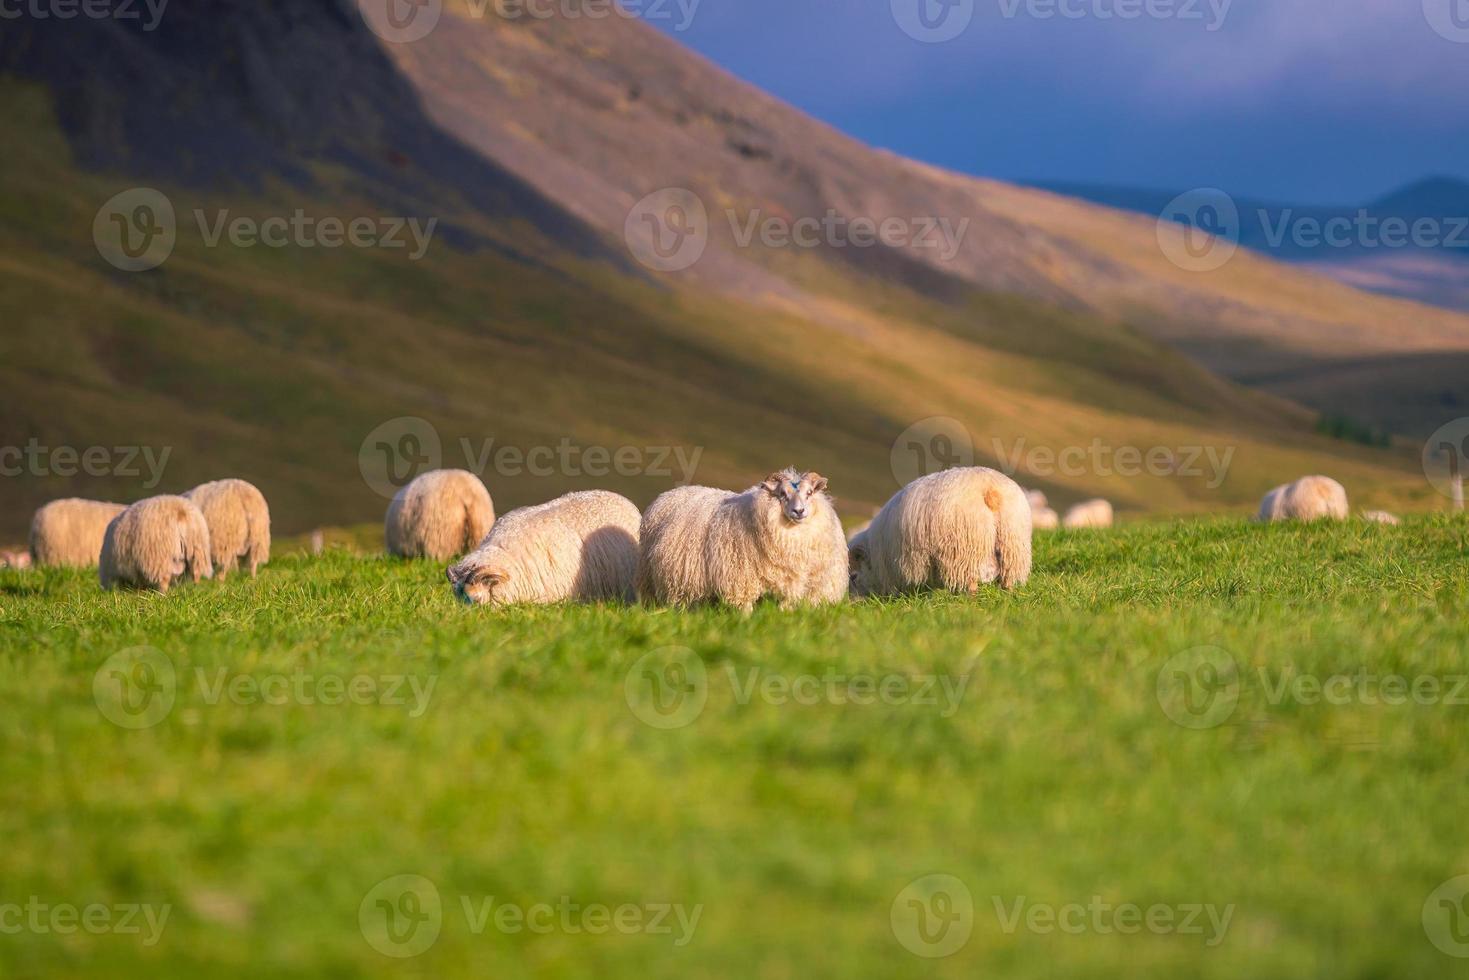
447;558;511;606
760;469;830;526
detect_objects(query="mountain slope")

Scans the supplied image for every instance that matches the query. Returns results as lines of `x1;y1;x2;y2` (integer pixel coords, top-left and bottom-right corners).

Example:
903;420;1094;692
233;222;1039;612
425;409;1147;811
383;4;1469;435
0;1;1451;540
1038;177;1469;314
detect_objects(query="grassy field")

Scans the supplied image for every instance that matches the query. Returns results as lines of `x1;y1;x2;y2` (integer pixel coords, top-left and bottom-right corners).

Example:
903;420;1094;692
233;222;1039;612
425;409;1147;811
3;518;1468;978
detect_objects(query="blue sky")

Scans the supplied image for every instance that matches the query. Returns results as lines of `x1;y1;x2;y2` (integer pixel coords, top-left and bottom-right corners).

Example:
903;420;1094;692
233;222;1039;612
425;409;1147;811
652;0;1469;204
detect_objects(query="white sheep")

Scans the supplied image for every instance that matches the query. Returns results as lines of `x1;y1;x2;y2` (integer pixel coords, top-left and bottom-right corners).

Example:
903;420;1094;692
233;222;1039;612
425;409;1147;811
99;495;213;593
1025;488;1059;530
385;469;495;560
28;499;127;568
447;490;641;606
638;468;848;612
184;478;271;579
1063;498;1114;529
0;550;31;570
1257;476;1348;522
1361;510;1400;526
848;467;1031;597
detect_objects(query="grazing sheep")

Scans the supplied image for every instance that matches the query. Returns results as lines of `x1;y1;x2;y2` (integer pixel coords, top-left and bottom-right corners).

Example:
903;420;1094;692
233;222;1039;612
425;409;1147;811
638;468;847;612
0;550;31;570
447;491;641;606
184;478;271;579
1257;476;1348;523
1025;489;1048;510
1063;498;1114;529
99;495;213;594
28;499;127;568
1032;506;1059;530
1361;510;1400;526
848;467;1031;598
385;469;495;561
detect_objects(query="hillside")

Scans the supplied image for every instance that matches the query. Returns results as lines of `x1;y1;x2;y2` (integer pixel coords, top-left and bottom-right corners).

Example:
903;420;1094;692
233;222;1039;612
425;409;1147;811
1040;177;1469;314
386;4;1469;432
0;1;1456;540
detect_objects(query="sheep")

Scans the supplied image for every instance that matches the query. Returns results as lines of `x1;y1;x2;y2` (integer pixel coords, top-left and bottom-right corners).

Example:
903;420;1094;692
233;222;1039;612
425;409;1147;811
0;550;31;570
385;469;495;561
1063;498;1114;529
1257;476;1348;523
638;468;848;612
1361;510;1400;526
1025;488;1059;530
848;467;1031;598
447;491;641;606
28;498;127;568
183;478;271;579
99;495;213;594
846;519;872;543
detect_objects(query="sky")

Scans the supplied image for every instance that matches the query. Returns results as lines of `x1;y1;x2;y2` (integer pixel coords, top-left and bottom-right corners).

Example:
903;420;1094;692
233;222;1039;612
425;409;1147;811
649;0;1469;205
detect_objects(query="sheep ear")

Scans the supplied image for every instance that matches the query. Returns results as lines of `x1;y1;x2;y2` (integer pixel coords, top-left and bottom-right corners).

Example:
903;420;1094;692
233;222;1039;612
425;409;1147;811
849;544;866;563
806;473;828;494
761;474;783;496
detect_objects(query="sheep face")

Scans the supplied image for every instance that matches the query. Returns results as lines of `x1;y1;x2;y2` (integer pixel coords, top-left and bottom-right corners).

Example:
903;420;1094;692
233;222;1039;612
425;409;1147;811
760;470;829;526
446;559;510;606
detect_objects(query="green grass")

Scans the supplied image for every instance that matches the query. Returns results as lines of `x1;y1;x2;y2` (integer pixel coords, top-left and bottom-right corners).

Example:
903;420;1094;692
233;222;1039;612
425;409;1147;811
3;518;1468;978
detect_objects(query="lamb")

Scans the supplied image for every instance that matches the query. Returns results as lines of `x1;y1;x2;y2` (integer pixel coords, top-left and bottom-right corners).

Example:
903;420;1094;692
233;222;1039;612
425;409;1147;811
99;495;214;594
183;478;271;579
385;469;495;560
1361;510;1400;526
1257;476;1348;522
447;491;641;606
28;498;127;568
638;468;848;612
848;467;1031;598
1062;498;1114;529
